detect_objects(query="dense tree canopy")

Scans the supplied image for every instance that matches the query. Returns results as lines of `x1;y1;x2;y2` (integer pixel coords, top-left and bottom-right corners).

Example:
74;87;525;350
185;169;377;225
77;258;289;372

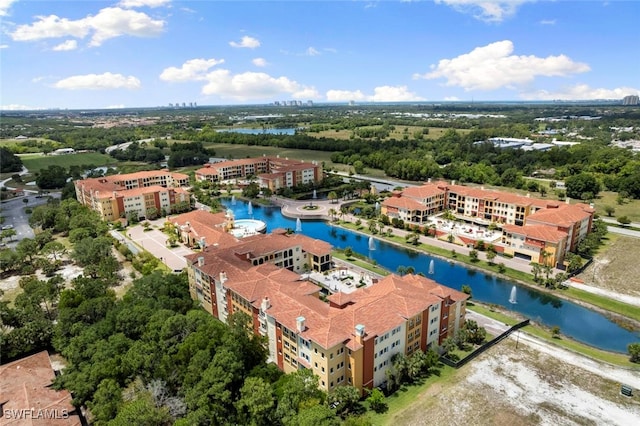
0;147;23;172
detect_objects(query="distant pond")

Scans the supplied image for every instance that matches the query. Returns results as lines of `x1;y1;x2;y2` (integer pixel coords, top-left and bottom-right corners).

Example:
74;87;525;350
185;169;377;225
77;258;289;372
216;128;297;135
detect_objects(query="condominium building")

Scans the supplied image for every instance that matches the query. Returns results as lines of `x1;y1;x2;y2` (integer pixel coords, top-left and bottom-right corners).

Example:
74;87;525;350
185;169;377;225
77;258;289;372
195;156;322;190
185;231;467;394
74;170;191;221
381;181;594;267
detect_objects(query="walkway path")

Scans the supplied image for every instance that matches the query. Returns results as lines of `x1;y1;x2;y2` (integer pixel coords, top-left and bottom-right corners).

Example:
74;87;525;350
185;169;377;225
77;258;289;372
467;310;640;385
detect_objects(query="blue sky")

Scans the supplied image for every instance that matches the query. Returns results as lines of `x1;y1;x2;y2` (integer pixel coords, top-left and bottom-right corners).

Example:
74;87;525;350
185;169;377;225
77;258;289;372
1;0;638;110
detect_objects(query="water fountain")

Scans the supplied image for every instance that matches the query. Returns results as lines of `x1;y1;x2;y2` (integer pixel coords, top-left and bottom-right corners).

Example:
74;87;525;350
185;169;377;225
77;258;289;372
312;189;317;199
231;195;236;206
428;259;435;274
368;236;375;251
247;201;253;216
296;218;302;233
509;286;517;304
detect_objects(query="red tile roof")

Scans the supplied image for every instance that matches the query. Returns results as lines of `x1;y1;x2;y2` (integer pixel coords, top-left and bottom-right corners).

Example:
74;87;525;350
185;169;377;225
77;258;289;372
503;224;568;243
526;203;594;227
382;196;428;211
401;185;446;199
0;352;81;426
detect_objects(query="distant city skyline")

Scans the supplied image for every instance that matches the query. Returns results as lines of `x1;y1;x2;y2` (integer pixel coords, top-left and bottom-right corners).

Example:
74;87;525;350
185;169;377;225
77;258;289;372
1;0;639;110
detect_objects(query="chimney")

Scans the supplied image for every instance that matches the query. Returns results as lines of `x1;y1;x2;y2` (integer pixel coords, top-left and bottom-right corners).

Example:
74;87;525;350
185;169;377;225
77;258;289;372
296;316;306;333
355;324;365;344
526;193;530;198
566;197;570;205
197;256;204;267
261;297;271;312
200;237;206;248
427;178;432;183
451;180;456;186
219;271;227;284
481;186;484;191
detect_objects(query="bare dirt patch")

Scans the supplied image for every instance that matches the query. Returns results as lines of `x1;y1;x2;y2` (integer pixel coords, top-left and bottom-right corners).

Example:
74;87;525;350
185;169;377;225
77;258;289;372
392;341;640;426
579;236;640;297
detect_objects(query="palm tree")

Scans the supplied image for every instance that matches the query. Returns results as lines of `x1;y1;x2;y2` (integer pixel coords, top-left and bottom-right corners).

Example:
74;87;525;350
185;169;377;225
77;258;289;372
328;208;336;221
328;191;338;204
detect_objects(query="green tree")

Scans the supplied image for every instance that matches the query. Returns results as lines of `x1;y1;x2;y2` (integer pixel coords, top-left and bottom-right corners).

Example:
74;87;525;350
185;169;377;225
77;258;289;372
326;385;363;419
461;284;472;299
565;173;600;200
328;191;338;204
486;250;497;265
88;378;123;425
603;205;615;217
628;342;640;363
344;247;354;259
617;215;631;226
16;238;39;264
288;405;340;426
72;236;113;267
366;388;387;414
36;165;69;189
468;249;479;262
42;240;67;261
235;377;275;426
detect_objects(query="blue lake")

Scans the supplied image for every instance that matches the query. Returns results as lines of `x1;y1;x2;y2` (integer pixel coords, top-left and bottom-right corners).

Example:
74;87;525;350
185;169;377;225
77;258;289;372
216;128;297;135
225;201;639;353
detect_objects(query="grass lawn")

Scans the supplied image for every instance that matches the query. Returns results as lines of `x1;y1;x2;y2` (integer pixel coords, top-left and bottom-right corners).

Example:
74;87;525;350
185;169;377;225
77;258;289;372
332;250;391;276
366;365;458;425
308;126;471;141
21;152;118;174
592;191;640;222
561;286;640;323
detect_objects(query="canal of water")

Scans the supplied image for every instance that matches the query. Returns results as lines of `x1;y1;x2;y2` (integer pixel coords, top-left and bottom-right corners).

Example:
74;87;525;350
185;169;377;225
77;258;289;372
225;201;639;353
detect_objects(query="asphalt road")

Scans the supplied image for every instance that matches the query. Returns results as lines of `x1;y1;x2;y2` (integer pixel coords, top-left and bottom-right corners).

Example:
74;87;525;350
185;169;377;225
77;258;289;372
0;193;60;248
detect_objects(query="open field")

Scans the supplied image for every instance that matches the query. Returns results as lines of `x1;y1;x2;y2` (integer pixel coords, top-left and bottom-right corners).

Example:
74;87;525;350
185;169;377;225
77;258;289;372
376;338;640;426
308;126;471;141
579;236;640;297
593;191;640;222
20;152;118;174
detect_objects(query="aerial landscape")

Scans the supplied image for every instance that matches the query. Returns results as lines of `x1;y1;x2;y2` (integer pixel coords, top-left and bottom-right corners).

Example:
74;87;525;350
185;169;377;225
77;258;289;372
1;1;639;425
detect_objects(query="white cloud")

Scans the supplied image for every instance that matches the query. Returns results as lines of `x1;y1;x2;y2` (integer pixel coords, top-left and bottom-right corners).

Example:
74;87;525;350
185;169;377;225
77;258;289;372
0;44;8;49
326;89;367;102
326;86;423;102
306;47;320;56
119;0;171;8
105;104;126;109
415;40;590;91
0;104;40;111
521;84;640;101
159;58;224;82
435;0;533;23
53;72;141;90
52;40;78;51
370;85;425;102
0;0;17;17
252;57;268;67
444;96;460;101
201;70;318;101
229;35;260;49
540;19;556;25
10;7;165;47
